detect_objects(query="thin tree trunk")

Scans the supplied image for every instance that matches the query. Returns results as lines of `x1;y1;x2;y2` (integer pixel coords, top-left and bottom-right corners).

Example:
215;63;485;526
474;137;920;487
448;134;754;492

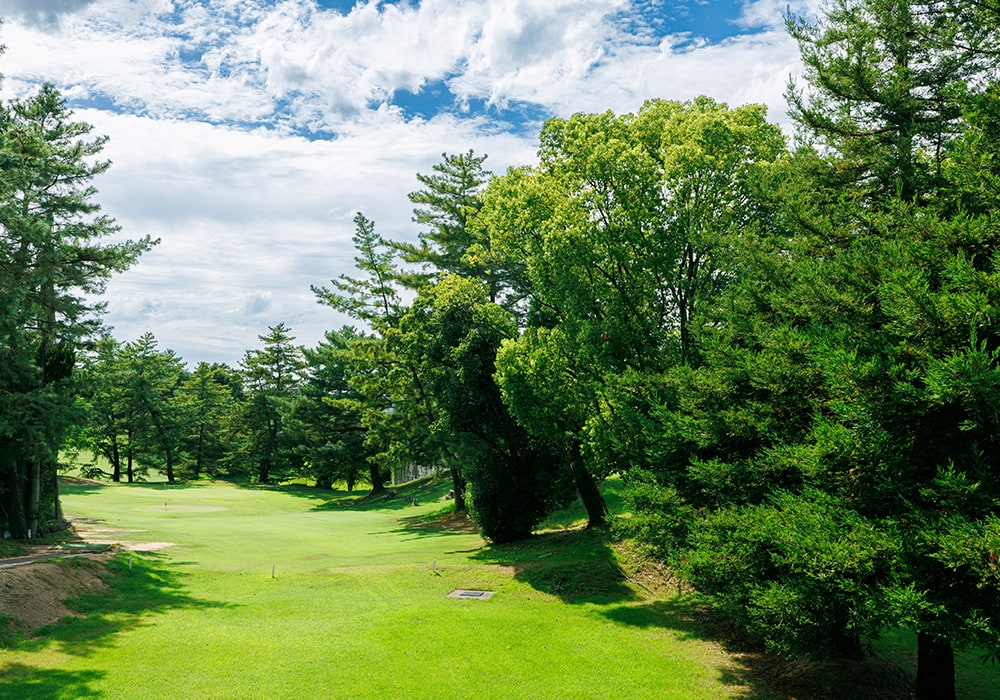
126;435;134;483
111;439;121;482
51;461;65;529
193;424;204;479
26;459;40;538
450;466;466;512
570;441;607;528
916;632;955;700
164;449;175;483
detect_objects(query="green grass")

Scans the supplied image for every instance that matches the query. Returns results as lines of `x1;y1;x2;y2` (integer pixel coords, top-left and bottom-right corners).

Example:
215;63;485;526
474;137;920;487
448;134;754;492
0;477;759;699
5;477;997;699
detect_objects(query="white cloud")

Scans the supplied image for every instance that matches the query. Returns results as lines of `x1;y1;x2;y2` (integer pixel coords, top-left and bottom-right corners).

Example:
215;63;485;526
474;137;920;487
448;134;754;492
77;109;537;363
0;0;808;364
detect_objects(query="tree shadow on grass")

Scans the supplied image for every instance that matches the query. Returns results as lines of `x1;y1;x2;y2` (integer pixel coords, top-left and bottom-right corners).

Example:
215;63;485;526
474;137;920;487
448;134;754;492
11;552;234;660
0;663;104;700
601;598;917;700
310;475;454;513
374;507;484;545
470;527;640;605
237;481;346;503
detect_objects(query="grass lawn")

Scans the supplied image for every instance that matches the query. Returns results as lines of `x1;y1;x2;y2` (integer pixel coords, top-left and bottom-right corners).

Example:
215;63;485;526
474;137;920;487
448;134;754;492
3;477;998;699
0;478;757;699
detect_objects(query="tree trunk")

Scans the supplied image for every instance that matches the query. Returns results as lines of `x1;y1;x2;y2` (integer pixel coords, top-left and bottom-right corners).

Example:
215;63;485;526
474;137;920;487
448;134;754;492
368;461;385;495
51;462;65;529
916;632;955;700
126;436;134;483
193;424;204;479
570;442;607;528
111;438;121;482
450;466;466;512
258;457;270;485
164;450;175;483
26;459;40;538
1;449;28;539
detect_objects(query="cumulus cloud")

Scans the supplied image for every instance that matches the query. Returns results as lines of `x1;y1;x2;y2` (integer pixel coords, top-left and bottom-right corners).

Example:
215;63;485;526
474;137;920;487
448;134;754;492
1;0;801;132
0;0;807;363
77;108;537;363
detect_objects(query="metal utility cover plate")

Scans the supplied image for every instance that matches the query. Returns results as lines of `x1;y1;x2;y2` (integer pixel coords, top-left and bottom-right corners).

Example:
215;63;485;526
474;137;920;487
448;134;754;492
447;589;495;600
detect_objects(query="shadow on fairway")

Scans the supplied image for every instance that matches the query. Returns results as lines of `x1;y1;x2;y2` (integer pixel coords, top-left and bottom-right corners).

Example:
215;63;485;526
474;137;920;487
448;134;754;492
384;508;482;542
601;599;924;700
310;475;454;513
59;478;206;498
0;664;104;700
11;552;233;660
601;598;779;699
602;596;711;636
471;527;639;605
237;482;343;503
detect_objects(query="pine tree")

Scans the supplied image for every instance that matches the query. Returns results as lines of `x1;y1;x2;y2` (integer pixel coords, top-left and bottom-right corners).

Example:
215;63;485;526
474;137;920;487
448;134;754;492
0;84;153;536
237;324;304;484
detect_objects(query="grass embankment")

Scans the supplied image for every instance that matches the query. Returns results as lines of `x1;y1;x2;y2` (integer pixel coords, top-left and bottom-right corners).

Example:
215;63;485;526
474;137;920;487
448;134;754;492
1;477;996;699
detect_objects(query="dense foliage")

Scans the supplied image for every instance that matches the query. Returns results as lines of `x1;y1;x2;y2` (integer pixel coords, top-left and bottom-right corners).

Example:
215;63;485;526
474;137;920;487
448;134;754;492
4;3;999;697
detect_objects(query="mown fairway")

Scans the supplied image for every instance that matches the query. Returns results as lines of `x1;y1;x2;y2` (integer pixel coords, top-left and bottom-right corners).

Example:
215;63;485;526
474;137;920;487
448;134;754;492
0;479;756;700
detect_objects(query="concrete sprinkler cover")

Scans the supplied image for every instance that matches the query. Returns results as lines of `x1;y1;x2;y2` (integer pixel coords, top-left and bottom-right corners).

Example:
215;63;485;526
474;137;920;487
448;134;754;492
447;589;495;600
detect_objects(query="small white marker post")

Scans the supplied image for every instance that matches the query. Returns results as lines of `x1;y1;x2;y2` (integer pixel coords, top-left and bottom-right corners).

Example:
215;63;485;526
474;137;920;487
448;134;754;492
129;553;133;570
272;564;276;579
432;559;437;574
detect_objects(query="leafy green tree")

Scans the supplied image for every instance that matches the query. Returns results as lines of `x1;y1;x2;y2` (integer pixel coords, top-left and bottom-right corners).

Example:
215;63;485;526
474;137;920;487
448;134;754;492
481;98;784;526
494;327;609;527
786;0;998;206
314;212;404;332
75;335;131;481
638;4;1000;698
236;323;304;484
784;3;1000;695
397;275;573;541
315;213;435;499
394;151;489;281
0;84;153;536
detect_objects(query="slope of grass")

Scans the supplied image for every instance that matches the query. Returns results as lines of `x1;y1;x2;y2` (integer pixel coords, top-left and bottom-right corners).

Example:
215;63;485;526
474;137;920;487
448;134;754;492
0;478;758;700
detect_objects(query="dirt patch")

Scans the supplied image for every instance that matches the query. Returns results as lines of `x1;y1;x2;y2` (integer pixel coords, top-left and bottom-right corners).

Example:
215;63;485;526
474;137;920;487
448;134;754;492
68;518;175;553
129;542;173;552
60;476;107;487
0;518;173;638
0;556;110;632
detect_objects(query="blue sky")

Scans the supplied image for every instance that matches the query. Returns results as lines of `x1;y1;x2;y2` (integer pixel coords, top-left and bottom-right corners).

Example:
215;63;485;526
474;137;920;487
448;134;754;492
0;0;811;364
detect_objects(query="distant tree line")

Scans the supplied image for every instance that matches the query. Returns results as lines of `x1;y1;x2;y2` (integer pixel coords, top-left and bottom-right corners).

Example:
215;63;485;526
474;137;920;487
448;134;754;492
2;1;999;698
69;324;375;493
